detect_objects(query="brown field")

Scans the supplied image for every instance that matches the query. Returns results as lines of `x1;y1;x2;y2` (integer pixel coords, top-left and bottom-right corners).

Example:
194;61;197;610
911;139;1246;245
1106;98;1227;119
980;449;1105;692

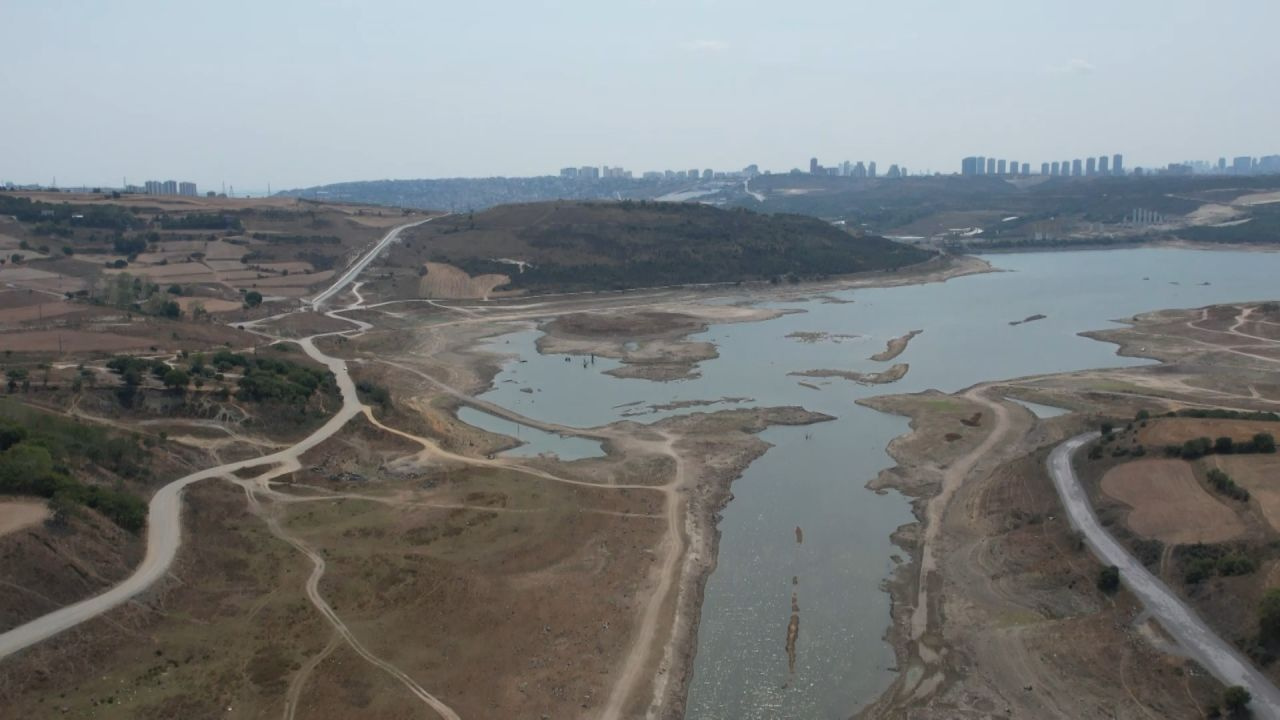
1100;459;1244;544
1136;417;1280;447
0;298;87;325
1212;454;1280;531
418;261;510;299
175;296;242;314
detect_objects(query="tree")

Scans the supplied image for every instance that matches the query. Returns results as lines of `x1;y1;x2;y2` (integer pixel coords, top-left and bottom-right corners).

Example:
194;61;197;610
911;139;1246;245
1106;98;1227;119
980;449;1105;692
1260;588;1280;644
1215;437;1235;455
1097;565;1120;594
167;284;183;295
1255;433;1276;454
162;368;190;392
1223;685;1251;715
243;290;263;308
1100;421;1114;435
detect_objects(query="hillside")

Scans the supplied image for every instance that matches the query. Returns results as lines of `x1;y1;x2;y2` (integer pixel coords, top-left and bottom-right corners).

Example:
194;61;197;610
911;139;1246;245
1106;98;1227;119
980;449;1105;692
393;201;935;294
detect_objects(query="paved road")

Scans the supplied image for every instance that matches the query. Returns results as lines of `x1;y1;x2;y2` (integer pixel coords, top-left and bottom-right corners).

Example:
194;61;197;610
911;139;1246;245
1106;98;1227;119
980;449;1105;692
1049;432;1280;718
309;216;435;311
0;218;426;661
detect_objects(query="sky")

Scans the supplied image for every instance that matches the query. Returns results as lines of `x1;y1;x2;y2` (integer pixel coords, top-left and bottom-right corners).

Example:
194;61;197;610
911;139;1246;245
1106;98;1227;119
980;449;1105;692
2;0;1277;191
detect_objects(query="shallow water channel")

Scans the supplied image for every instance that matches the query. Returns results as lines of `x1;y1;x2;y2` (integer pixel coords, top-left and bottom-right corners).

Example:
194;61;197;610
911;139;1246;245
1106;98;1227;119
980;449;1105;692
461;248;1280;718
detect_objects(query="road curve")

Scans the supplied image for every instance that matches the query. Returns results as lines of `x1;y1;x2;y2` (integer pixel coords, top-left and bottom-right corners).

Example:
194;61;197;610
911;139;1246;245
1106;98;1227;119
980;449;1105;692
0;218;428;661
1048;432;1280;718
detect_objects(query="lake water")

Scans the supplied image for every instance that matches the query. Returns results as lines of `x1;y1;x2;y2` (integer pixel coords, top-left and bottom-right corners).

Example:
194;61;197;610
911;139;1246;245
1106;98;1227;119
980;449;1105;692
462;248;1280;718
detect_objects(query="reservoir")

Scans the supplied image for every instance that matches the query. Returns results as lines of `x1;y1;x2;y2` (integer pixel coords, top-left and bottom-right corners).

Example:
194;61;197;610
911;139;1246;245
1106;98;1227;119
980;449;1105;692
463;248;1280;718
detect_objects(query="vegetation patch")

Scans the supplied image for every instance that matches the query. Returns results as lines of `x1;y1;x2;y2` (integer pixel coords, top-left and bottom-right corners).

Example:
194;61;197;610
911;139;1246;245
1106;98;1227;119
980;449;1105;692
0;401;147;531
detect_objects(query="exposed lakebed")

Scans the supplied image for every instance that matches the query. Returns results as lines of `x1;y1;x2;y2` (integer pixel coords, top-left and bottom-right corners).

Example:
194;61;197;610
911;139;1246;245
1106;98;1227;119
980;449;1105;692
461;248;1280;718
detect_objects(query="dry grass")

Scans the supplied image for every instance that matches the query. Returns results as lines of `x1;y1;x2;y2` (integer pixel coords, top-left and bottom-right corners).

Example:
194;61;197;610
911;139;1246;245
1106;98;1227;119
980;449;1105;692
1100;459;1244;544
1136;417;1280;447
1212;454;1280;532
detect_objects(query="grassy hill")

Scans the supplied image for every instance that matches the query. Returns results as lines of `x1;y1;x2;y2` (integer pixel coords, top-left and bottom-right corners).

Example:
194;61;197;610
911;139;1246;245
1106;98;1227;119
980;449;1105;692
399;201;935;293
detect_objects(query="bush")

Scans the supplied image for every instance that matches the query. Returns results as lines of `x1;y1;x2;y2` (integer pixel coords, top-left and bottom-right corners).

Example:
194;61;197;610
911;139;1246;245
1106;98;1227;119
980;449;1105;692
1256;433;1276;454
244;290;263;308
1207;468;1250;502
1181;437;1212;460
1215;436;1235;455
1261;589;1280;645
1223;685;1251;714
1097;565;1120;594
0;411;146;532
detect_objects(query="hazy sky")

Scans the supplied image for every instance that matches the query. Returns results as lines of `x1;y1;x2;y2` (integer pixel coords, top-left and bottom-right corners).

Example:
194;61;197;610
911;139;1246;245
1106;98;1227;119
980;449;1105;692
2;0;1277;190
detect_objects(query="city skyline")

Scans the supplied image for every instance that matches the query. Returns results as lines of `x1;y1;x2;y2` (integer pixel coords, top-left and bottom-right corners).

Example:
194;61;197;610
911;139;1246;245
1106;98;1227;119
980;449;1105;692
2;1;1278;190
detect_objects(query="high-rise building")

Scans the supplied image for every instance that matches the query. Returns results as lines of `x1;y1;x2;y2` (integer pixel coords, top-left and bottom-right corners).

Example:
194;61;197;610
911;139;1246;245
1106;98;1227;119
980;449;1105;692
809;157;819;174
1217;157;1227;173
162;180;178;194
997;159;1007;175
579;166;600;180
1021;163;1030;176
976;156;987;175
1113;154;1124;176
1050;161;1060;176
852;161;867;178
886;164;902;178
743;164;759;176
179;181;197;196
1098;156;1109;175
986;158;996;175
961;156;980;176
560;167;579;178
1041;162;1050;175
868;161;877;178
1008;160;1018;176
1259;156;1280;174
144;180;162;194
1071;159;1083;176
703;169;714;180
1233;156;1254;175
1085;157;1097;176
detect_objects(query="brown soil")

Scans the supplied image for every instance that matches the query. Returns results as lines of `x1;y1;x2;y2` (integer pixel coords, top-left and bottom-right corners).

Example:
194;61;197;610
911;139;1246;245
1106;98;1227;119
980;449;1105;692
0;500;49;537
1100;459;1244;544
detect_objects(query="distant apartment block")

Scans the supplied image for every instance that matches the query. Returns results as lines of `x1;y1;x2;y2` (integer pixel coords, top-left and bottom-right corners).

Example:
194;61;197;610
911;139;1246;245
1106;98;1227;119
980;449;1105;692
1113;154;1123;175
1021;163;1030;175
1085;157;1097;176
560;167;579;178
1098;156;1109;175
1071;159;1083;176
142;178;196;196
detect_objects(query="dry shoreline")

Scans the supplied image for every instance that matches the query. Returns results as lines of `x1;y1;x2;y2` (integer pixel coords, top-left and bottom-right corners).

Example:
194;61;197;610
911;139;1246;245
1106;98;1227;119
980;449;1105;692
445;251;993;712
790;363;909;385
870;330;922;361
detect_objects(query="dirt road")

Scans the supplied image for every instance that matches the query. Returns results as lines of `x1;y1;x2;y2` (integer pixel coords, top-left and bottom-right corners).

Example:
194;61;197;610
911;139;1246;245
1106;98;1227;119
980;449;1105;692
1049;432;1280;719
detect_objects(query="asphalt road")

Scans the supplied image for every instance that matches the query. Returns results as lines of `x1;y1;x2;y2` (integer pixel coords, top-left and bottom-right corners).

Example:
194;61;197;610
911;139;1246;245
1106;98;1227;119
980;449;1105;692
1048;432;1280;718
